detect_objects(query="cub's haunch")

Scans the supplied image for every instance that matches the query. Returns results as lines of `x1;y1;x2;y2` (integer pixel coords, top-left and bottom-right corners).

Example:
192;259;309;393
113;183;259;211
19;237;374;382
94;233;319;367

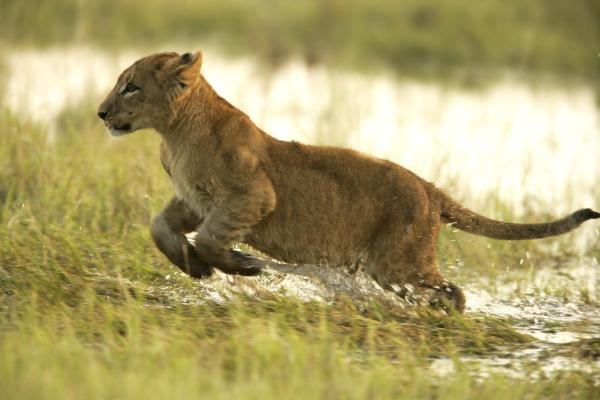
98;51;600;312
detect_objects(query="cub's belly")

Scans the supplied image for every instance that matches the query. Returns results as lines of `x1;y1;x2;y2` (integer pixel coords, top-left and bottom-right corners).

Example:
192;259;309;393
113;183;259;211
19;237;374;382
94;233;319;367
244;217;362;267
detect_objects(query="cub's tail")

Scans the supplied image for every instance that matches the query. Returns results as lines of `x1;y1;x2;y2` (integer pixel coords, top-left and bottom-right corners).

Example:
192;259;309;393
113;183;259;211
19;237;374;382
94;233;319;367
434;189;599;240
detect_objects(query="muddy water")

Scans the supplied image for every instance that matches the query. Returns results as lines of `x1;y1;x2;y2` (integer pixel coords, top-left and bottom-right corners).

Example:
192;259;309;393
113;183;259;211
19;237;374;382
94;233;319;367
3;46;599;376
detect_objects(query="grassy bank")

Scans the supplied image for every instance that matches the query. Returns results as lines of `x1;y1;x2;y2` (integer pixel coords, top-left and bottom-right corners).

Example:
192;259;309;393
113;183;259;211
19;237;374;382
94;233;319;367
0;102;599;398
1;0;599;81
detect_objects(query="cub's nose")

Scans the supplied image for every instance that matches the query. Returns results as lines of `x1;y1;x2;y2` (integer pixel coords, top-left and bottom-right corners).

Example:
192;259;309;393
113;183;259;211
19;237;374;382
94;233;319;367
97;110;108;120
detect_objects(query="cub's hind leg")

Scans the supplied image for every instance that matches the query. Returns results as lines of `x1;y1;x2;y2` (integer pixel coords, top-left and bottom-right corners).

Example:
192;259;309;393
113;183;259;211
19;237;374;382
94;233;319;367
366;214;466;312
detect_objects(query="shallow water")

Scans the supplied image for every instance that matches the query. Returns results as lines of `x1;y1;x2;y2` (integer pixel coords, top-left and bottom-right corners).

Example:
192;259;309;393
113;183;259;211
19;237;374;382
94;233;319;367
3;45;600;377
142;257;600;377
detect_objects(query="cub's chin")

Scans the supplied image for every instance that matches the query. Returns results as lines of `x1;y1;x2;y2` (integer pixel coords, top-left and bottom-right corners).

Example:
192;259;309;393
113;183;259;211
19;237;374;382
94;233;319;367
107;123;133;137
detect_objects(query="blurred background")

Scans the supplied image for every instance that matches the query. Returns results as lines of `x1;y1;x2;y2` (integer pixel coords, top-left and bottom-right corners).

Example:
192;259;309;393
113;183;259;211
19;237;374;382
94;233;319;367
2;0;600;79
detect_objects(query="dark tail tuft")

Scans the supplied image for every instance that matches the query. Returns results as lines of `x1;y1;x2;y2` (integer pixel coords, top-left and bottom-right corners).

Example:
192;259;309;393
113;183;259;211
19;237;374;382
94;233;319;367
573;208;600;221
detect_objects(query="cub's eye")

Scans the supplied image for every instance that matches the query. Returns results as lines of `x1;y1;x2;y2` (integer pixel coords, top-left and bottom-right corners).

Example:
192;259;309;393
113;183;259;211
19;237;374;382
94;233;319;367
121;82;139;95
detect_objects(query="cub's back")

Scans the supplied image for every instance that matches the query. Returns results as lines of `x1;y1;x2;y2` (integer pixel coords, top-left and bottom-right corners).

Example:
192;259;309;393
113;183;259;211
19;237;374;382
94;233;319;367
244;138;432;264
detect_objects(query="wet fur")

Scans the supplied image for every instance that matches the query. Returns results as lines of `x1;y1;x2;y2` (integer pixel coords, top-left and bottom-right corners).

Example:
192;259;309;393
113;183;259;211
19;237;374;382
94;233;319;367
98;51;600;312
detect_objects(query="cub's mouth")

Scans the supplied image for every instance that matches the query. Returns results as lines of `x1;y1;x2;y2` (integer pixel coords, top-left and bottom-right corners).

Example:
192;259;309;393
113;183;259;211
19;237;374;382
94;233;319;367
107;123;132;137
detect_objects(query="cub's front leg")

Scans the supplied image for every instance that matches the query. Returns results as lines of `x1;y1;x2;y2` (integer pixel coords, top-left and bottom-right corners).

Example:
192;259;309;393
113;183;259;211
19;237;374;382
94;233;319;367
193;166;277;276
150;196;213;278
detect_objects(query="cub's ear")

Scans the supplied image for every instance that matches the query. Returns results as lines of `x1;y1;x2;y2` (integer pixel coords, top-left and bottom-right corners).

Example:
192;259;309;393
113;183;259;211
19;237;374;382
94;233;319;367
174;51;203;87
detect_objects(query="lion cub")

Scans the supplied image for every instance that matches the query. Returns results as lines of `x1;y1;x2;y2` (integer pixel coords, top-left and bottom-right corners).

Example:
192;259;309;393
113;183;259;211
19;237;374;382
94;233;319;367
98;51;599;312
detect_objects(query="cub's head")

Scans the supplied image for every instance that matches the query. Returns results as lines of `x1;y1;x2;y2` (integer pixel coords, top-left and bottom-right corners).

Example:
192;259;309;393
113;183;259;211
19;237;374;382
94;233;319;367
97;51;203;136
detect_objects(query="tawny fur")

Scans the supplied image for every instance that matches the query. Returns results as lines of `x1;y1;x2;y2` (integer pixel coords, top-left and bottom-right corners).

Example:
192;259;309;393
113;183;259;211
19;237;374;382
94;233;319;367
98;51;600;312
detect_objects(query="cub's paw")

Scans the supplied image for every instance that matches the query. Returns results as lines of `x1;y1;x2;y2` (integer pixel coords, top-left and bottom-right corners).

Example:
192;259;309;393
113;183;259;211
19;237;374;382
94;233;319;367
429;282;466;313
221;250;265;276
182;251;214;279
187;263;214;279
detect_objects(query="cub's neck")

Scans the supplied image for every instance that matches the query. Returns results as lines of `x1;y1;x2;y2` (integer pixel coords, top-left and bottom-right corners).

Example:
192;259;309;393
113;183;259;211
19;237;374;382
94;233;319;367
159;75;245;148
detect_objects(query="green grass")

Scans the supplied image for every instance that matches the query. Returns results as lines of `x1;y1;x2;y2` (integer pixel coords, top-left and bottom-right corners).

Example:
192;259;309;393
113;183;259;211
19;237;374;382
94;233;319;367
1;0;600;82
0;108;599;399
